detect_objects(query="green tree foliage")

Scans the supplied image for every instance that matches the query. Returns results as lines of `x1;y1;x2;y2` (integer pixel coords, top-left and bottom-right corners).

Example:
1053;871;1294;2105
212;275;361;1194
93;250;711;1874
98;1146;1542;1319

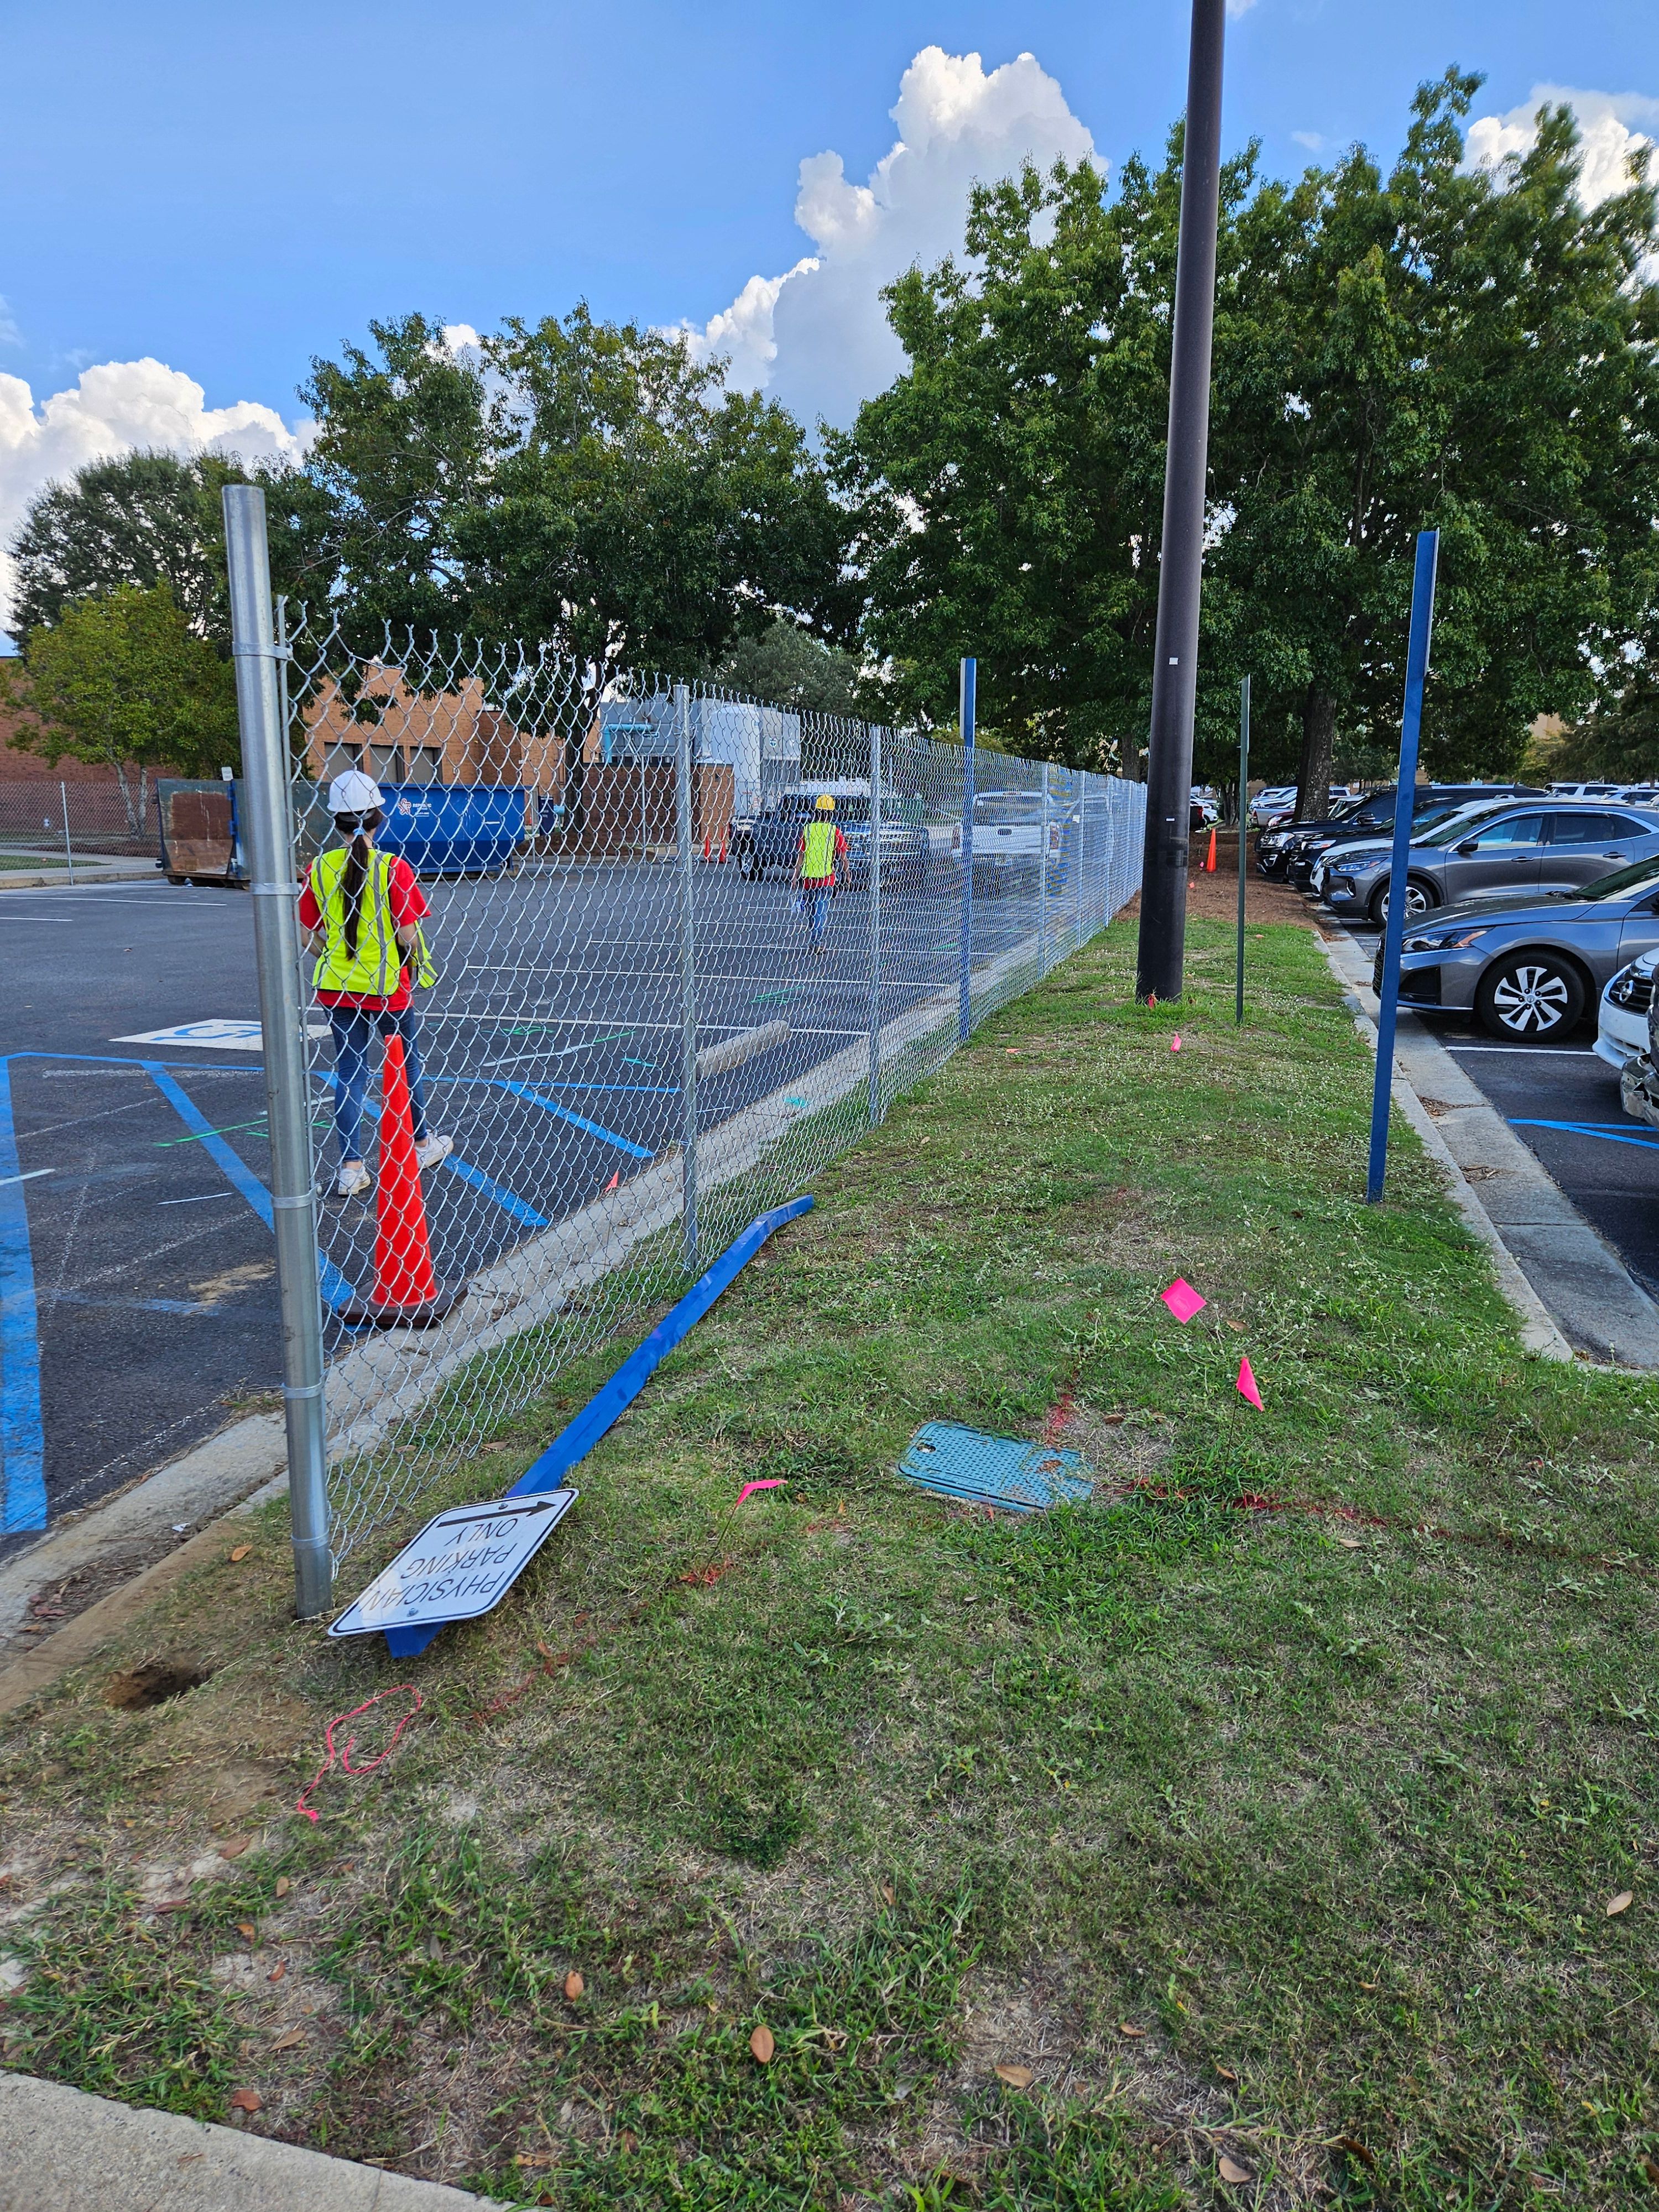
302;310;852;677
837;74;1659;797
0;586;239;829
714;617;862;717
7;450;335;641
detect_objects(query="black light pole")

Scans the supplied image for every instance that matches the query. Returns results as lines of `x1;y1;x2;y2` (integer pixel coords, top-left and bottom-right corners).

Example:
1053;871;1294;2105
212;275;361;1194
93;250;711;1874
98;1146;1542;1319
1135;0;1227;1005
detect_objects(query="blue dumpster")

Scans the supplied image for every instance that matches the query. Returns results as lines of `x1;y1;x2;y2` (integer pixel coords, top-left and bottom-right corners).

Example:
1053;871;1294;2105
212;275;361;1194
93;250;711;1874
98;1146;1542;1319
375;786;529;877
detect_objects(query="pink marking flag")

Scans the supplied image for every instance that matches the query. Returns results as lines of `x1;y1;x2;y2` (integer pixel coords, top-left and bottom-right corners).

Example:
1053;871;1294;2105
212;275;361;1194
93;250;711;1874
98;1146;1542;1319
1171;1034;1182;1052
1235;1356;1264;1410
1161;1277;1207;1323
736;1479;787;1507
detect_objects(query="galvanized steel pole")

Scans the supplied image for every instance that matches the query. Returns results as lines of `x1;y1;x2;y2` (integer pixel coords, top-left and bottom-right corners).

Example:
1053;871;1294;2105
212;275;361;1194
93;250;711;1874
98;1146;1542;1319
867;722;883;1125
59;782;74;886
222;486;331;1620
958;659;976;1042
1135;0;1227;1005
676;684;700;1268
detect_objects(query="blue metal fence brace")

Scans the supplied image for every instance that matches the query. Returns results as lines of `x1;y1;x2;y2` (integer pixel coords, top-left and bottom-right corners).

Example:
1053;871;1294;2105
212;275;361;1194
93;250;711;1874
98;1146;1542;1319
368;1194;815;1656
1367;530;1441;1203
958;656;976;1044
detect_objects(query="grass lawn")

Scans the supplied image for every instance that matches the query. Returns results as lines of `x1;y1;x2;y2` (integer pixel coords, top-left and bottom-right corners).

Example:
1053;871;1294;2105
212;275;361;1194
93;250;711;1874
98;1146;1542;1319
2;915;1656;2209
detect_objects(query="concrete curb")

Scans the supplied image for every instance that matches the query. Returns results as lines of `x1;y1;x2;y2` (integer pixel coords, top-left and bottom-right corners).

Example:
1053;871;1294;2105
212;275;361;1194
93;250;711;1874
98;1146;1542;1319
0;2069;507;2210
0;868;159;892
1318;931;1659;1368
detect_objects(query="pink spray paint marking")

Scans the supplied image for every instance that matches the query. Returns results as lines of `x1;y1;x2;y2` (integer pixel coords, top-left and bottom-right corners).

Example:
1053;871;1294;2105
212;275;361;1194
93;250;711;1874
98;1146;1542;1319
295;1686;423;1823
736;1479;788;1506
1236;1356;1264;1410
1161;1277;1207;1323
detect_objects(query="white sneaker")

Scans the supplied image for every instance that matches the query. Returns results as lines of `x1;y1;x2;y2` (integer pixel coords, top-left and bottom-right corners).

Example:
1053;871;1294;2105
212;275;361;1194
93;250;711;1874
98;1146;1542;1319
335;1160;371;1198
414;1134;453;1172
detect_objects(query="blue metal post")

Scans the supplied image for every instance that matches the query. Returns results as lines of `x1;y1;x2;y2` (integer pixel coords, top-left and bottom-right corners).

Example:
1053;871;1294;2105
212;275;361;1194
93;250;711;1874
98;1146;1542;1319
958;658;975;1042
1367;531;1441;1203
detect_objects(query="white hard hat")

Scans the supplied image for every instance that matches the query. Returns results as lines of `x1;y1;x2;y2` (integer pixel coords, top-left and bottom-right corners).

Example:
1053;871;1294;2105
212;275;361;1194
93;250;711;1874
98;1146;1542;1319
327;769;383;817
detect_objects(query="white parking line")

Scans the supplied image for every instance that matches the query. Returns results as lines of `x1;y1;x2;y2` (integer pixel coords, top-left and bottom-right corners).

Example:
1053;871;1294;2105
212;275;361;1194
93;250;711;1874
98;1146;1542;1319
0;1168;55;1188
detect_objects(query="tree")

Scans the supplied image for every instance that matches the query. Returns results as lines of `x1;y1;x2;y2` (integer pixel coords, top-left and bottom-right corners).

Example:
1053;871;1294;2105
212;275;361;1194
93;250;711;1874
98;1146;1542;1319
836;75;1659;797
7;450;336;641
713;617;862;716
302;309;852;673
1213;73;1659;814
0;586;239;830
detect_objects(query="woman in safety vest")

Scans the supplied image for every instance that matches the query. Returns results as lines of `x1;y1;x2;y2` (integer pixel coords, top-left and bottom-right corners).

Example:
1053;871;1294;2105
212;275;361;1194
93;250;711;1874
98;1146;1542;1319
795;792;848;952
298;770;452;1198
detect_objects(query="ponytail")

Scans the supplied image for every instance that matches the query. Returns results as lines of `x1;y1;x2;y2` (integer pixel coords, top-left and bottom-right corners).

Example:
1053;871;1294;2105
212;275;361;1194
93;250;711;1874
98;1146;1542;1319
332;809;384;957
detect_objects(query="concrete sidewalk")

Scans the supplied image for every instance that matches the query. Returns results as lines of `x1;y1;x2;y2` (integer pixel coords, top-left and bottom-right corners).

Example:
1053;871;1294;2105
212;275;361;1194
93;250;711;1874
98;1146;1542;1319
1322;930;1659;1368
0;2071;507;2211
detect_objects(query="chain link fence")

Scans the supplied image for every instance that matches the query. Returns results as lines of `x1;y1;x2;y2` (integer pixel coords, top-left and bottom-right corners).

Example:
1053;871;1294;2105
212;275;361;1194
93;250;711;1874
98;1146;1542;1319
0;777;163;872
223;492;1145;1601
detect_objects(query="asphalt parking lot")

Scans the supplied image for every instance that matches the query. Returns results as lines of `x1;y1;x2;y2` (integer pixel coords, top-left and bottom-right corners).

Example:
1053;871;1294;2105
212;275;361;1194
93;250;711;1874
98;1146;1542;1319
0;860;1051;1550
1342;920;1659;1300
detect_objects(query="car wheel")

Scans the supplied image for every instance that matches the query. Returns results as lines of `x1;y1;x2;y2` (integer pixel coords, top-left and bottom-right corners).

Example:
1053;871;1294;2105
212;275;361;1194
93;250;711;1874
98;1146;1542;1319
738;847;762;880
1369;877;1437;926
1475;951;1585;1041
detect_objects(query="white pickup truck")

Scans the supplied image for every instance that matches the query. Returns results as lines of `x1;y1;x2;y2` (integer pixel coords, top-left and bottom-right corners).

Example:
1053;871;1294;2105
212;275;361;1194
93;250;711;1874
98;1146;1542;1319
960;790;1071;892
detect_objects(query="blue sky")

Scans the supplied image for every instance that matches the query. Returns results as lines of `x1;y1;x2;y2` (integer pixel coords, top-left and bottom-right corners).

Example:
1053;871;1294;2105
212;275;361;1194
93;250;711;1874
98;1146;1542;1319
1;0;1655;614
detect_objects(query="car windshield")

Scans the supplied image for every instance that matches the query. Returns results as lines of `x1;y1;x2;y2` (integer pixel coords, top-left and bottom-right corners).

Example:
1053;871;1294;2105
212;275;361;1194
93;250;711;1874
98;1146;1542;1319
1579;852;1659;901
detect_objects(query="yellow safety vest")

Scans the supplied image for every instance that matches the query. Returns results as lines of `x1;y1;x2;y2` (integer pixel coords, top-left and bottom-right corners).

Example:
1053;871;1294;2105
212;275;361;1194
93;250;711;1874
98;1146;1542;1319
801;818;839;880
311;846;402;998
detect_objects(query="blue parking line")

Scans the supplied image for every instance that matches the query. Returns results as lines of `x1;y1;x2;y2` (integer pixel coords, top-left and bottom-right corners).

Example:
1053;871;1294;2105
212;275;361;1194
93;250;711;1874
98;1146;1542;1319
149;1067;358;1308
1508;1117;1659;1152
442;1156;550;1229
0;1060;46;1532
428;1075;655;1160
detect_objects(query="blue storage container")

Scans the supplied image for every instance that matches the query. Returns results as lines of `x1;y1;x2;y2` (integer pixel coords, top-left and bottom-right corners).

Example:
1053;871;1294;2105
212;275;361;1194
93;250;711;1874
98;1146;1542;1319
375;785;529;877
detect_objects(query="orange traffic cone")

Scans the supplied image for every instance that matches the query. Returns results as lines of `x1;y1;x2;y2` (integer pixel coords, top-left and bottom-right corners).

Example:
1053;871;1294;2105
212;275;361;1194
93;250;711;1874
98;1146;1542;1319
703;832;711;861
718;835;728;863
1204;826;1217;873
340;1036;462;1328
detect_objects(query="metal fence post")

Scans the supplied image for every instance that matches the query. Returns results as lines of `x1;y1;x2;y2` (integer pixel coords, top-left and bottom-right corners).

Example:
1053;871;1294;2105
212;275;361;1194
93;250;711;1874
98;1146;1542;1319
221;486;331;1619
867;721;883;1125
1074;776;1087;948
676;682;700;1269
1030;759;1045;974
59;781;74;885
958;659;975;1042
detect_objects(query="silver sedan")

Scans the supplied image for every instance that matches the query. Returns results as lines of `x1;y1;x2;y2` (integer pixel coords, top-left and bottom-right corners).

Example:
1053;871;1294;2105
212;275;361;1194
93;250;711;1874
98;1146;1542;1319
1320;802;1659;925
1375;853;1659;1041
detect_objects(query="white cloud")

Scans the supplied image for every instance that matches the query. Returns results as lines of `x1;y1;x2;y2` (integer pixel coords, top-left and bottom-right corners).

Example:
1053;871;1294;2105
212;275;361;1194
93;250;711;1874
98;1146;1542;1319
1291;130;1325;153
1225;0;1259;16
0;299;19;351
1467;84;1659;208
683;46;1098;427
0;356;310;630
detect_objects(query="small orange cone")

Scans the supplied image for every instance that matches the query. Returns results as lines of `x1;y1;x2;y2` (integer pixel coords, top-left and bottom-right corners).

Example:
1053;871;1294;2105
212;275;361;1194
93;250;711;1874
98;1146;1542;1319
703;832;711;861
718;835;728;863
1204;826;1217;873
340;1036;462;1328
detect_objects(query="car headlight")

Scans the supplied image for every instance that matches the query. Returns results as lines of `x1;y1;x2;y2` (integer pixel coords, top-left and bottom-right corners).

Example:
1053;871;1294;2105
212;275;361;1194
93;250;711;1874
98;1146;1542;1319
1402;925;1491;952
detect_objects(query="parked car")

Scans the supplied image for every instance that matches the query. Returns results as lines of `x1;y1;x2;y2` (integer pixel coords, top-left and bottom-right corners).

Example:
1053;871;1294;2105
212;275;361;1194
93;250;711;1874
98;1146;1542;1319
1376;851;1659;1040
1266;782;1545;888
1320;801;1659;925
965;789;1076;893
1595;947;1659;1070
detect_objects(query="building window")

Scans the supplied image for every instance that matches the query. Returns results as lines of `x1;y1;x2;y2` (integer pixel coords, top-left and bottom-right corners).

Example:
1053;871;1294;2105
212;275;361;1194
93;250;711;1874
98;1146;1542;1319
406;747;445;785
368;745;402;786
321;745;361;786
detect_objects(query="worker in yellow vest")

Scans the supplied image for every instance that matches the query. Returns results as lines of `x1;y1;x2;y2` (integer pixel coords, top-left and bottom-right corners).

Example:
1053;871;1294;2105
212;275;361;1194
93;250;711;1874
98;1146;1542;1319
795;792;848;953
298;771;452;1198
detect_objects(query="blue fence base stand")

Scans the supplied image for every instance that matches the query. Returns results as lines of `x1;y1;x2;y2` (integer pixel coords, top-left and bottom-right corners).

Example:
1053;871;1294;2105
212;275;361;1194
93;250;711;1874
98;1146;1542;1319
375;1193;816;1655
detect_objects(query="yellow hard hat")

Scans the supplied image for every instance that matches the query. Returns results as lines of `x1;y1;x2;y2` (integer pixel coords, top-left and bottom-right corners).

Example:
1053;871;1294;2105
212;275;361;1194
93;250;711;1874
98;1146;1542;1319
816;792;836;811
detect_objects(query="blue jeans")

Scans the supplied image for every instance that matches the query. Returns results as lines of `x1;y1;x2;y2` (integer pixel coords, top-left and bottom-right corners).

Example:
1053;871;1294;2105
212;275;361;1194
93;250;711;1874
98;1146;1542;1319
804;885;831;945
328;1005;429;1162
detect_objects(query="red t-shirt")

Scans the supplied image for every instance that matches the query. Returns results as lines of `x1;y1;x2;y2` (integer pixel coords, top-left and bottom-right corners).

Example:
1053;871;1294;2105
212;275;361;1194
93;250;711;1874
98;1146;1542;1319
298;852;429;1010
